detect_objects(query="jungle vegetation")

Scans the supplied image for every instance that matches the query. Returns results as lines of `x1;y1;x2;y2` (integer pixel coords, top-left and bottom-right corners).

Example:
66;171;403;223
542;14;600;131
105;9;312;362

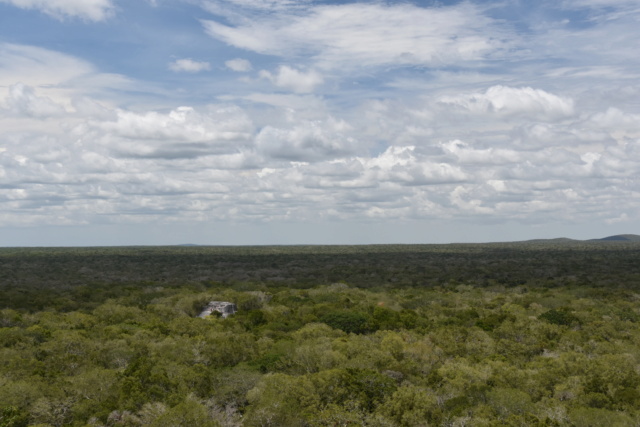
1;241;640;426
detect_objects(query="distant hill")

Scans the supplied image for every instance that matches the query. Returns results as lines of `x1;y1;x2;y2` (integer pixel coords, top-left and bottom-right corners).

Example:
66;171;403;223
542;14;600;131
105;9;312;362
590;234;640;242
519;234;640;244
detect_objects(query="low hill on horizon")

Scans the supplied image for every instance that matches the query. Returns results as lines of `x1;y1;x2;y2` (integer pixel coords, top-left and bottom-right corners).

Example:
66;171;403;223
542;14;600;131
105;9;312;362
520;234;639;244
589;234;640;242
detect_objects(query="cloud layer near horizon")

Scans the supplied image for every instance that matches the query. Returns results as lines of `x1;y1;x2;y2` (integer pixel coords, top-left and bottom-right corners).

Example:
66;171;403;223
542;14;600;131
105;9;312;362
0;0;639;244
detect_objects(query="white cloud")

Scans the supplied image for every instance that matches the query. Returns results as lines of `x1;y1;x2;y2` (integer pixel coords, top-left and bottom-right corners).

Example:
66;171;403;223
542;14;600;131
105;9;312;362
256;117;355;162
1;7;639;236
4;83;68;118
364;146;467;186
4;1;640;242
528;6;640;79
0;43;93;88
441;140;521;165
85;105;255;159
0;43;132;106
0;0;115;21
3;94;640;230
259;66;323;93
200;0;311;15
589;108;640;135
438;86;575;120
450;186;494;215
562;0;640;10
202;2;508;70
168;58;211;73
241;93;326;113
225;58;252;72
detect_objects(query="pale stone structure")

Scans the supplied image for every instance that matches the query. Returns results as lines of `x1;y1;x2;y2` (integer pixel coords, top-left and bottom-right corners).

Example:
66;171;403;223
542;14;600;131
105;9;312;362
198;301;238;319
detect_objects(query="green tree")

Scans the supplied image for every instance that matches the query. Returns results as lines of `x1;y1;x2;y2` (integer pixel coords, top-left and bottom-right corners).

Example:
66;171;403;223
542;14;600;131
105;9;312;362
151;398;218;427
320;311;370;334
245;373;319;426
0;406;28;427
538;308;578;326
377;385;441;426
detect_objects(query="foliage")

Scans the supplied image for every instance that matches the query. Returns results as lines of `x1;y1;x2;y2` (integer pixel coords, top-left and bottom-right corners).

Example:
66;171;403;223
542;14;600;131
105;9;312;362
319;311;370;334
1;242;640;425
538;308;578;326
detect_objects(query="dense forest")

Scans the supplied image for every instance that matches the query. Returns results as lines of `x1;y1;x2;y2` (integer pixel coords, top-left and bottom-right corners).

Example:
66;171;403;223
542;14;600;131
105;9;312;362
1;242;640;426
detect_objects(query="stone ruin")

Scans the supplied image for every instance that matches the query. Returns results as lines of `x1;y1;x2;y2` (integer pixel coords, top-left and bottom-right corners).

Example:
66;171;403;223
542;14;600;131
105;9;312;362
198;301;238;319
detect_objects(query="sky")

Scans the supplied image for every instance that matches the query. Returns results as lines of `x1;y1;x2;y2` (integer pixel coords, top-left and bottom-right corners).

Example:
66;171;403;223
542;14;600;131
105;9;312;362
0;0;639;246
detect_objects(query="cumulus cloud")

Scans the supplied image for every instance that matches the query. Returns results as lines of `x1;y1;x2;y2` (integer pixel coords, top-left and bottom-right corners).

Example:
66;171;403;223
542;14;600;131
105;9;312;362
168;58;211;73
438;86;575;120
0;0;115;21
509;123;602;150
256;117;355;162
450;186;494;215
441;140;521;165
589;108;640;135
2;5;640;238
4;83;67;118
259;66;323;93
225;58;252;72
202;2;508;70
363;146;467;186
84;105;255;159
3;96;640;230
286;145;467;192
34;97;633;227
